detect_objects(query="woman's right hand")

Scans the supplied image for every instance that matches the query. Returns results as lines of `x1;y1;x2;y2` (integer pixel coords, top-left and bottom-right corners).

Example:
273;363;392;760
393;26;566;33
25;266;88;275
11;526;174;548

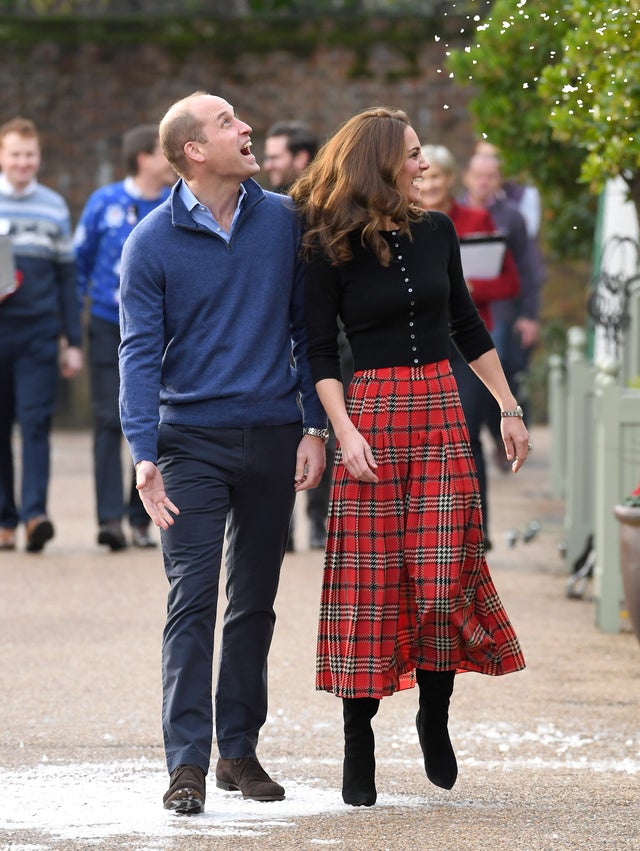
338;425;379;483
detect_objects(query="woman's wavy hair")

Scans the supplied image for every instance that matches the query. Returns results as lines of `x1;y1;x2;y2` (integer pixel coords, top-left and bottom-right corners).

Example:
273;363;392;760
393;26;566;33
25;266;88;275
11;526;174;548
289;106;424;267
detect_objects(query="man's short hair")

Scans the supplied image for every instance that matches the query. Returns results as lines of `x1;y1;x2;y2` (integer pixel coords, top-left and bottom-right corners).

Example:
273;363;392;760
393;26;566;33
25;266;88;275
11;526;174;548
0;117;39;144
122;124;160;175
265;121;318;162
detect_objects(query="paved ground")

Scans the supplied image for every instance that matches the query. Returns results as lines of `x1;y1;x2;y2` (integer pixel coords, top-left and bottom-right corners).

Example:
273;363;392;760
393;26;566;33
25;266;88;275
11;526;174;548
1;426;638;851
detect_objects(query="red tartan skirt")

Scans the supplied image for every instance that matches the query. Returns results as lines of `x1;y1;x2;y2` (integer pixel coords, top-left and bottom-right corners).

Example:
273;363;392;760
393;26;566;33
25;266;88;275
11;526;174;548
316;361;526;699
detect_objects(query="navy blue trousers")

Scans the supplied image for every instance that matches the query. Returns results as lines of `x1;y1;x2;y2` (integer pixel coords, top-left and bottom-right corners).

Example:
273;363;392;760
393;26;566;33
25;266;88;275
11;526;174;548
450;346;493;538
157;421;299;774
0;318;59;527
89;315;148;528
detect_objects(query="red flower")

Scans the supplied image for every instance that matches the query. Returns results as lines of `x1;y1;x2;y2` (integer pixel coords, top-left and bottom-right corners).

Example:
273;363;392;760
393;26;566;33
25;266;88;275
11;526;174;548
624;483;640;507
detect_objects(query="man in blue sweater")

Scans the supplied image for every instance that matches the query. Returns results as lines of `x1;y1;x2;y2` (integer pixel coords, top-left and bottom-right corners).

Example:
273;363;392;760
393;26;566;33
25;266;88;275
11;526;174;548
119;92;327;815
0;117;83;553
75;125;175;551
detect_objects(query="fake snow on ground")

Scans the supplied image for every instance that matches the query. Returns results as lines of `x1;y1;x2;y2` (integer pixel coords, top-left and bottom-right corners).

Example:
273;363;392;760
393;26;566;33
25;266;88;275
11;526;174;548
0;760;351;846
0;722;638;848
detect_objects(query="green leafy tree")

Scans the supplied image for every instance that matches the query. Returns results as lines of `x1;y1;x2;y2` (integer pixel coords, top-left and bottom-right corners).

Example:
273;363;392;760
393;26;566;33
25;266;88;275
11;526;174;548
539;0;640;218
447;0;601;258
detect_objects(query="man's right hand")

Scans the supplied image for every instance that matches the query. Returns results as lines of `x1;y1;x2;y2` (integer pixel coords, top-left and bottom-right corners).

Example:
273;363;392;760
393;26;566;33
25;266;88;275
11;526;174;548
135;461;180;529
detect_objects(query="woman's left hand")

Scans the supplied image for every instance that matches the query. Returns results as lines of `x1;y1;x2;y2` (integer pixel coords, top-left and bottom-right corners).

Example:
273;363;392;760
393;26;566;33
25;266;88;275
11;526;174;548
500;417;530;473
338;425;379;483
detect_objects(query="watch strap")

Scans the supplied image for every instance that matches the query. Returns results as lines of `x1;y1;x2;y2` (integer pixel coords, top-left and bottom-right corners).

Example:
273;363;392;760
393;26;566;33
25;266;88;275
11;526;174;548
500;405;524;418
303;426;329;442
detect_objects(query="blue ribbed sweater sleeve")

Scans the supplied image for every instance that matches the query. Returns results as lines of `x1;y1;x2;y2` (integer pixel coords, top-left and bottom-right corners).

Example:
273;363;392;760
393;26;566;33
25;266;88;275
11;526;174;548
119;180;326;465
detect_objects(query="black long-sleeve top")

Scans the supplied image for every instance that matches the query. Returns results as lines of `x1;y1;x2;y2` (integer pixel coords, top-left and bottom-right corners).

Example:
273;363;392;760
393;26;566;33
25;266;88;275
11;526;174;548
304;212;494;383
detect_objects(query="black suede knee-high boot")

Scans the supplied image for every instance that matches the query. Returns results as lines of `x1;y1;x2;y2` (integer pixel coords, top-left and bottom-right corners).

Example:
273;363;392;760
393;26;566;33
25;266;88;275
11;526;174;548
342;697;380;806
415;669;457;790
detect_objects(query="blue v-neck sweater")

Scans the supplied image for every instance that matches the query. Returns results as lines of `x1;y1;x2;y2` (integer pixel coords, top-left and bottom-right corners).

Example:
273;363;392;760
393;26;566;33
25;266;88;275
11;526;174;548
118;178;325;466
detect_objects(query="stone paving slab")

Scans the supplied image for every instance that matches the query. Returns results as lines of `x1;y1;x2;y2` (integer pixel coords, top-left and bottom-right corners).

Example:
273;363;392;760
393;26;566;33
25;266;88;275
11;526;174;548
0;427;638;850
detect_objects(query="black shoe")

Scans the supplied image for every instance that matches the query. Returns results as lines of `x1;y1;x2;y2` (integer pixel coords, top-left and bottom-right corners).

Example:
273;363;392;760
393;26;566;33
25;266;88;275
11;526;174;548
416;708;457;789
415;669;457;790
131;525;157;548
163;764;206;815
25;516;54;553
97;521;127;551
342;697;379;806
215;757;285;801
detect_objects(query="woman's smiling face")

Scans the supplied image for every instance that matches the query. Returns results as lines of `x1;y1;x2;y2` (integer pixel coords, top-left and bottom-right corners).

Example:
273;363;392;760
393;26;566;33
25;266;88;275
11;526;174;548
397;125;428;206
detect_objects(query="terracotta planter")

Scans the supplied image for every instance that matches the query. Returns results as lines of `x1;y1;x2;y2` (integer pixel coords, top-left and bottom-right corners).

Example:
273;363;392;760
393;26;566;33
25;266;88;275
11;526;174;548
613;504;640;643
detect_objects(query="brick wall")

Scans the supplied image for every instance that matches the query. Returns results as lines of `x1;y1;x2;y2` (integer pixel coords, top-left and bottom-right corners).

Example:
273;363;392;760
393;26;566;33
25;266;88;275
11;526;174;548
0;23;476;221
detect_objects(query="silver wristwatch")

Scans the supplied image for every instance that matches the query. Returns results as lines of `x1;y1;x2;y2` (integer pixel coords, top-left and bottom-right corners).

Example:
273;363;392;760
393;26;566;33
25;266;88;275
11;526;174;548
303;427;330;443
500;405;524;419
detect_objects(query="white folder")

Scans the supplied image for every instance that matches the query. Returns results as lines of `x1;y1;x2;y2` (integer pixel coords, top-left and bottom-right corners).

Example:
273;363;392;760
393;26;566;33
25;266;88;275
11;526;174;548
0;234;17;299
459;232;507;280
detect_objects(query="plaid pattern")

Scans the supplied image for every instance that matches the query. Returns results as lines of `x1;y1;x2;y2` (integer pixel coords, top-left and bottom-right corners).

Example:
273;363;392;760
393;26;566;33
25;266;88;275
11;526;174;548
316;361;525;699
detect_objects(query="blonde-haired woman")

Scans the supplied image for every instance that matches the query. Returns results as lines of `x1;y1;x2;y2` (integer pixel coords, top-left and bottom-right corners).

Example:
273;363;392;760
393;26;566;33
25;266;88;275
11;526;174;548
290;107;527;807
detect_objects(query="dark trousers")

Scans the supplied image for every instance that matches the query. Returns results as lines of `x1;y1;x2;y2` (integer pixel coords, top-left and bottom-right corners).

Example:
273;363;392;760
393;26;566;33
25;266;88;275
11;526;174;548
157;421;299;774
450;347;493;537
0;319;58;526
89;315;147;528
486;318;532;449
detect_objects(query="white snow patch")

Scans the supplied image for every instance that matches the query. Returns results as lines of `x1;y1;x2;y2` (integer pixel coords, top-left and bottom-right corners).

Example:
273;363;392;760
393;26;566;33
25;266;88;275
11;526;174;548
1;721;637;847
0;759;427;846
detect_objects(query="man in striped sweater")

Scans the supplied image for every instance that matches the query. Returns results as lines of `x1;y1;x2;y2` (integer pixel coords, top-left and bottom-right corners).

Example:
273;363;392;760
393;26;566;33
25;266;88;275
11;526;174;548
0;117;83;553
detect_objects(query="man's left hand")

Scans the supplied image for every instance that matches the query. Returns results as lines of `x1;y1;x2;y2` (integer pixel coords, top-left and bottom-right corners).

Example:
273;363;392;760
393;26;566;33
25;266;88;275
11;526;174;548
294;434;327;492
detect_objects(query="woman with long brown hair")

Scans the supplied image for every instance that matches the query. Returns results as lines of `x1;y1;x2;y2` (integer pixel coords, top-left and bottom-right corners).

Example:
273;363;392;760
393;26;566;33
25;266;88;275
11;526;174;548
290;107;528;807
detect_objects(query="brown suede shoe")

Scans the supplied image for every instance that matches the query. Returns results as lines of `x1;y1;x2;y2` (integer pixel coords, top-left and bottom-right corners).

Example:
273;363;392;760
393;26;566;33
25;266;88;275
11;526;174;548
25;516;54;553
163;764;206;815
215;757;285;801
0;527;16;551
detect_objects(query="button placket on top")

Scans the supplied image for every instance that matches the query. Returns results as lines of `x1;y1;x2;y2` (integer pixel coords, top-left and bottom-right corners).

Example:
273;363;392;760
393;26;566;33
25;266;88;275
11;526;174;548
391;231;419;365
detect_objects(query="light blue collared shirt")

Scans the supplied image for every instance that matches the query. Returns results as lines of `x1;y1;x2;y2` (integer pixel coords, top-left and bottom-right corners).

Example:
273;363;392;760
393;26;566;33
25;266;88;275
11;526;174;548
178;179;247;243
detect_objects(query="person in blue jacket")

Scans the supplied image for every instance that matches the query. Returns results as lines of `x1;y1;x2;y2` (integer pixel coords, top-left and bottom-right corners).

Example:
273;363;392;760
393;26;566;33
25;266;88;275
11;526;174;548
118;92;327;815
74;125;175;550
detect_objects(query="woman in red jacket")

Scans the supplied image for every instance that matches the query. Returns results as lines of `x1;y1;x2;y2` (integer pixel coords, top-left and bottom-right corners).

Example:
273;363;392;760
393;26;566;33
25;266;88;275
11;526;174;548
419;144;520;549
